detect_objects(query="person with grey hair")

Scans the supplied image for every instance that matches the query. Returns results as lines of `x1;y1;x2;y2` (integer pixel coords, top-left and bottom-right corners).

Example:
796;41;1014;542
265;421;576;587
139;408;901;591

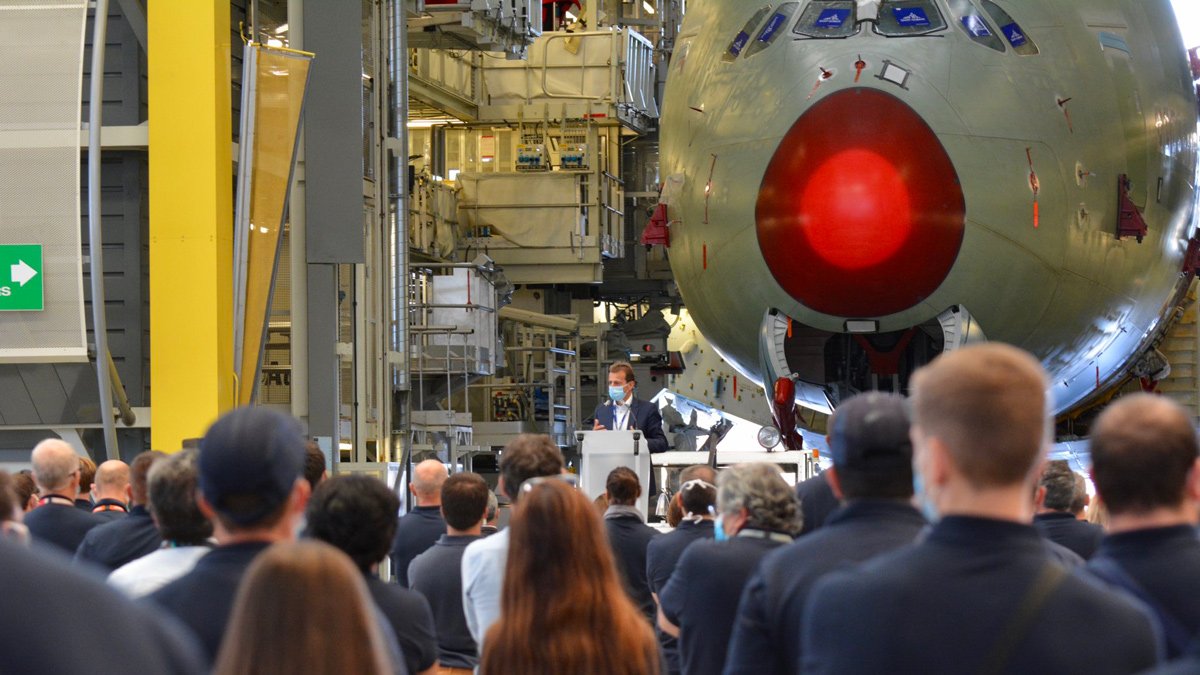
481;490;499;536
390;458;449;587
1033;460;1103;559
108;450;214;597
24;439;105;554
657;463;800;675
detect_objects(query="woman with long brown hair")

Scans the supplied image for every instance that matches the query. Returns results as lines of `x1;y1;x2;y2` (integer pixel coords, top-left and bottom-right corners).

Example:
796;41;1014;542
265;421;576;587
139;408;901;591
214;540;394;675
481;478;661;674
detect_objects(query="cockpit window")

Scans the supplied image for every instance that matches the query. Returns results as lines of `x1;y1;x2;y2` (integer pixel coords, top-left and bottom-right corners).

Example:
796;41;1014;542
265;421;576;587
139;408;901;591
793;0;859;39
724;6;774;61
946;0;1006;51
874;0;948;37
981;0;1038;55
746;3;800;56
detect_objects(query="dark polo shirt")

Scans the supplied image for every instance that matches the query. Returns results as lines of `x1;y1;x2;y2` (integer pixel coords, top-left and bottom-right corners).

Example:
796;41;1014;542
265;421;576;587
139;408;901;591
646;519;714;675
1033;511;1104;560
148;541;272;663
409;534;482;669
25;499;105;555
659;532;788;675
390;506;446;588
74;505;162;571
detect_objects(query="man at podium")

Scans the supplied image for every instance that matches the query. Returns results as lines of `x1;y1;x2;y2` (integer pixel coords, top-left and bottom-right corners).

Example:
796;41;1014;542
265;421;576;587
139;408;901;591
592;361;669;452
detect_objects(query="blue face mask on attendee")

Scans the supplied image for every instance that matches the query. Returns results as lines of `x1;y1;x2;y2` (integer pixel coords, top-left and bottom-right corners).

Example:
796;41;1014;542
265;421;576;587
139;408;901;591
710;506;728;541
913;470;938;523
608;385;627;402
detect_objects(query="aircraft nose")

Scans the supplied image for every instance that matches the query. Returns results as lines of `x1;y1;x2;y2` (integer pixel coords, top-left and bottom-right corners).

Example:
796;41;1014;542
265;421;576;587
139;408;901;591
755;87;966;318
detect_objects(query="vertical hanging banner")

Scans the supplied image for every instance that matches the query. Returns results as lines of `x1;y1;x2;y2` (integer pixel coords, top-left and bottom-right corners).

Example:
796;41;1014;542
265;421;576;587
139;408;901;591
233;44;313;405
0;0;88;361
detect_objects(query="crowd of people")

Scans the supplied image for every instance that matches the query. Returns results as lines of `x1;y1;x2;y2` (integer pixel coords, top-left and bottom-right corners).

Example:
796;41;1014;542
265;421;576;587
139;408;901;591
3;343;1200;673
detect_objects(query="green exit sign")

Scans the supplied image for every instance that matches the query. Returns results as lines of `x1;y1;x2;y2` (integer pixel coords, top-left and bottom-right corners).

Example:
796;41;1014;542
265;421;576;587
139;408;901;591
0;245;43;311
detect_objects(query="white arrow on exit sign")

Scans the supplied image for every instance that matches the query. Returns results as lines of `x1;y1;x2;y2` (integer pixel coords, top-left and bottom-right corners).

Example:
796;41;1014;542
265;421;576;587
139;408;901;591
11;260;37;286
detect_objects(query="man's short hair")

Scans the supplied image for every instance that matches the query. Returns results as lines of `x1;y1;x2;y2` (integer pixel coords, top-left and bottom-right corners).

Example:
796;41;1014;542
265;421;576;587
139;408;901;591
1090;394;1199;516
609;361;636;384
1039;460;1076;512
606;466;640;505
130;452;166;505
718;463;802;535
30;439;79;492
911;344;1049;489
499;434;565;501
441;472;490;531
828;392;914;499
306;475;399;571
678;477;716;516
147;450;212;545
78;456;96;494
304;441;327;489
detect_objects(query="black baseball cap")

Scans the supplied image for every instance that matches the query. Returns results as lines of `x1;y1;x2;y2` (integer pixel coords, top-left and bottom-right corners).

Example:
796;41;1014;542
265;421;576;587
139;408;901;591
829;392;912;472
198;406;306;526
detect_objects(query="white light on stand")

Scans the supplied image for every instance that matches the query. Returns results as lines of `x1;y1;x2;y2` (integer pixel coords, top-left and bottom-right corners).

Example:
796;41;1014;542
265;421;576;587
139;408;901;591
642;1;656;14
757;425;782;450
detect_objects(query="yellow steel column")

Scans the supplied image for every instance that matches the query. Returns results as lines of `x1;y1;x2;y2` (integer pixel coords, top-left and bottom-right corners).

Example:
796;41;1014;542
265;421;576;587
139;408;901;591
148;3;234;450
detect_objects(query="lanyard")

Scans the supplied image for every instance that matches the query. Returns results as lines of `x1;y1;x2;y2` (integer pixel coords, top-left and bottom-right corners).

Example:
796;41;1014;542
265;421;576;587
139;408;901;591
615;407;630;430
737;528;794;545
38;495;74;507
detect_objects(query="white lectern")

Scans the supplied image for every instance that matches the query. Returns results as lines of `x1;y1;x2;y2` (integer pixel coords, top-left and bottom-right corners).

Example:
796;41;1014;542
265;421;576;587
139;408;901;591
577;430;650;520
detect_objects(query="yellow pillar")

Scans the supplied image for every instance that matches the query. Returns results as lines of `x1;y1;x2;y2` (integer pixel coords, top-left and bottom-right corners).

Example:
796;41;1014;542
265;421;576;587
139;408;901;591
148;3;234;450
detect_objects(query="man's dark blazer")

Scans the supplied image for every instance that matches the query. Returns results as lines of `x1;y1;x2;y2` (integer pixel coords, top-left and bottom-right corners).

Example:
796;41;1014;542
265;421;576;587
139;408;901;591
592;397;669;453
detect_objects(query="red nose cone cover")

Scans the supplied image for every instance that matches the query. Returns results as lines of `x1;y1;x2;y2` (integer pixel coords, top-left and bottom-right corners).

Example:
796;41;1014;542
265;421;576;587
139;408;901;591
756;88;965;317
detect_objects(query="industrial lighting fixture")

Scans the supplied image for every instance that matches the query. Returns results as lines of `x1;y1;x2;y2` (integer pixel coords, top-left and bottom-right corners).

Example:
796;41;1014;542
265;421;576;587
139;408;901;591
274;23;288;34
643;0;656;14
757;425;782;450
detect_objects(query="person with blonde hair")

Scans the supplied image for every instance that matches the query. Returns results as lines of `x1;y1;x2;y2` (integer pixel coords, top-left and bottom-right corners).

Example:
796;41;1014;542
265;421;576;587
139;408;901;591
214;540;394;675
481;478;660;675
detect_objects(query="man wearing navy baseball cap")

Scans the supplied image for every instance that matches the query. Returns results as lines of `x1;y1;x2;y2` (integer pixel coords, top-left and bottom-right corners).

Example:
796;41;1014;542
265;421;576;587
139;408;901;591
724;392;927;675
148;407;311;664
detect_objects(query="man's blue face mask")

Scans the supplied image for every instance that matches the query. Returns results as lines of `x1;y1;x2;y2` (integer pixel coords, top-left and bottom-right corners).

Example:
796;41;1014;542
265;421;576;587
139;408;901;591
912;470;938;523
608;385;627;402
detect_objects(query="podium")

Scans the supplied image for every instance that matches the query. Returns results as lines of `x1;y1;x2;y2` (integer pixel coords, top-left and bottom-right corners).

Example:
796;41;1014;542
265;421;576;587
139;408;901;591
576;430;650;520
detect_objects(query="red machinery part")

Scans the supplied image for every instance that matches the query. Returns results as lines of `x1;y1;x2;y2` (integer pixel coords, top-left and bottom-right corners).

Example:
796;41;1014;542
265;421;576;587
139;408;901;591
770;377;803;450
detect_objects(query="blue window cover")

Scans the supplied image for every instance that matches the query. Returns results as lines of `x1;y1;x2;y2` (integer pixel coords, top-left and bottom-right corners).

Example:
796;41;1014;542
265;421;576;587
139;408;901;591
1001;22;1027;46
815;8;851;28
892;7;930;27
759;11;788;41
961;15;991;37
729;31;751;56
